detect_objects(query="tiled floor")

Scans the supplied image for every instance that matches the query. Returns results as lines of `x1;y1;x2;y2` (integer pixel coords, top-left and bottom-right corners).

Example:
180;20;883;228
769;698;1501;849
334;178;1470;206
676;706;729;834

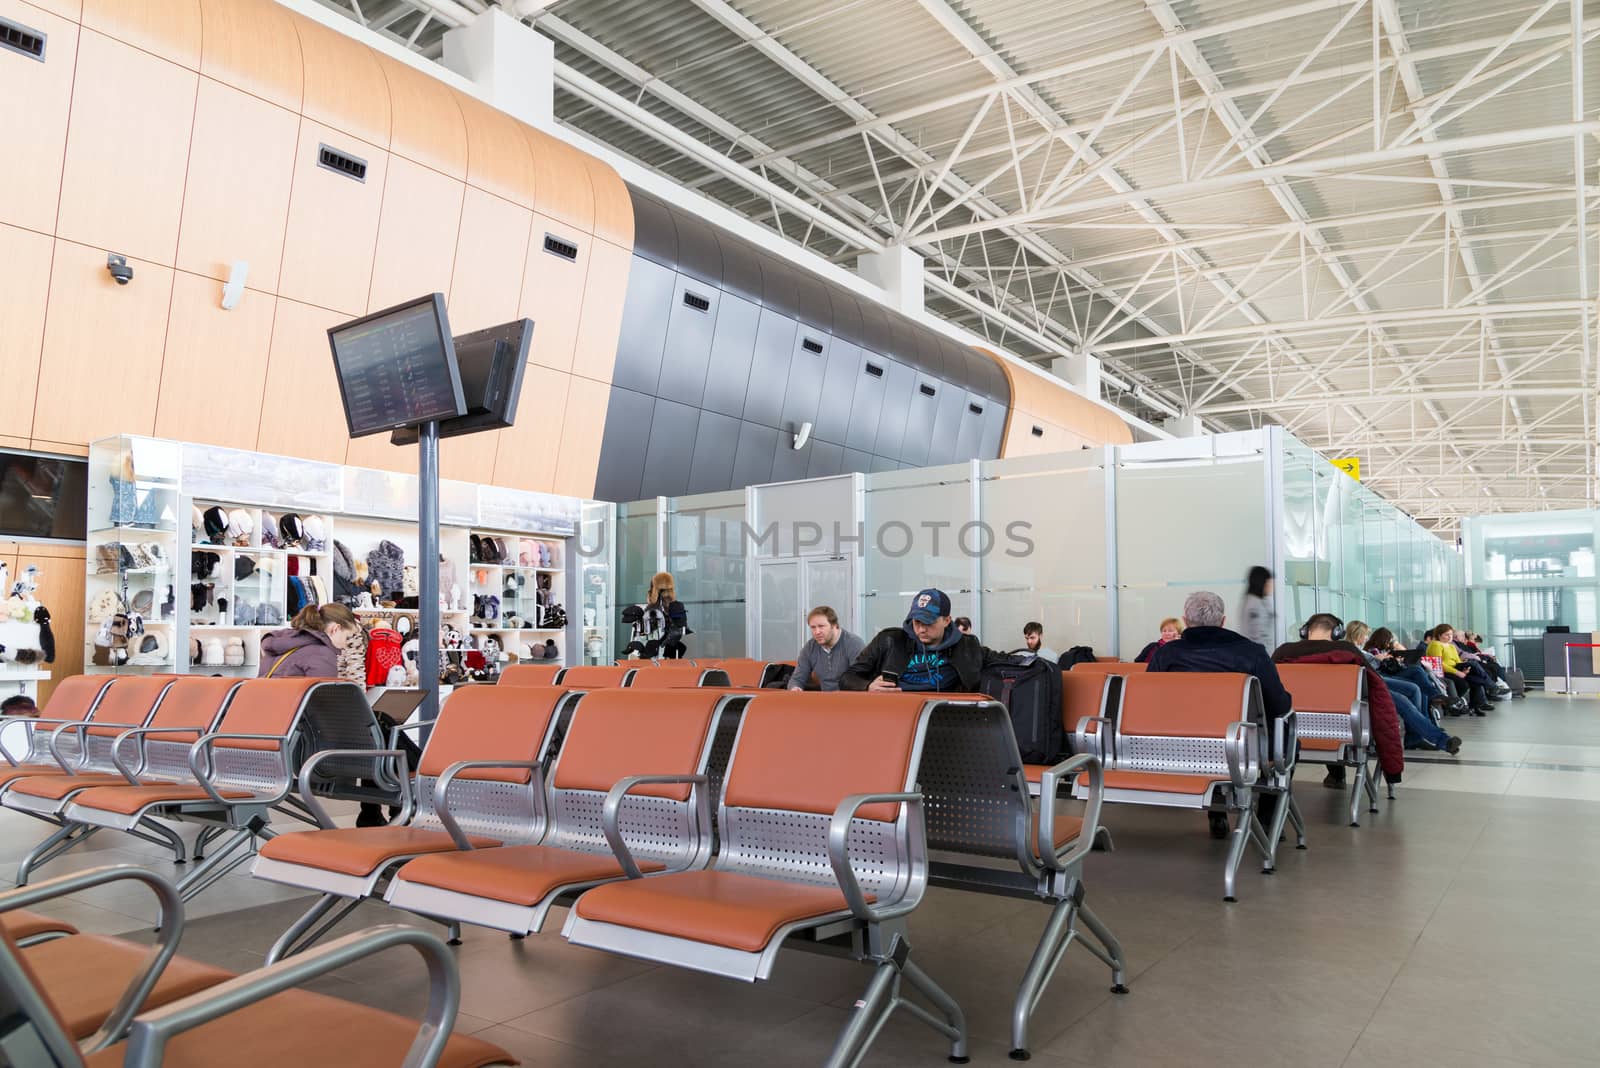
6;691;1600;1066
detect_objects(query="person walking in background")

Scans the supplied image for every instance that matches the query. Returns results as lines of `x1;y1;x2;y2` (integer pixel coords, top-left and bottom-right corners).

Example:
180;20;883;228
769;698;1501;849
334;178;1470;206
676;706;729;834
790;606;864;691
1135;617;1184;663
1238;566;1276;650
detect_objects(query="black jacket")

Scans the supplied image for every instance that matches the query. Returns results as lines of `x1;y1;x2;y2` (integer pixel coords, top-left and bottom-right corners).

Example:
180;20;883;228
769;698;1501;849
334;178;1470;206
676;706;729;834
840;624;1006;692
1146;625;1293;720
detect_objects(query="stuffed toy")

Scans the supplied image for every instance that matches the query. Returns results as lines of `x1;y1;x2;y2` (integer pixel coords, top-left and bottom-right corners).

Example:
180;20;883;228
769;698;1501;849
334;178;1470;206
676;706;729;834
32;606;54;663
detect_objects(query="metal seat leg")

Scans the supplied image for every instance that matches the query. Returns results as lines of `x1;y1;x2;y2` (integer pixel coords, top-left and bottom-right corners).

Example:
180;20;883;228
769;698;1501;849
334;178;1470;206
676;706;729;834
15;823;96;886
1010;894;1078;1058
1076;903;1129;994
1348;761;1368;827
1286;795;1307;850
826;937;968;1068
1363;761;1380;813
266;892;367;964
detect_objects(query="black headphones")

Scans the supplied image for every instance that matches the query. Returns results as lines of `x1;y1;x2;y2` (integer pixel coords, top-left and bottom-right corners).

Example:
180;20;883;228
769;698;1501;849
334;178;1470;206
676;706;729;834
1300;614;1345;641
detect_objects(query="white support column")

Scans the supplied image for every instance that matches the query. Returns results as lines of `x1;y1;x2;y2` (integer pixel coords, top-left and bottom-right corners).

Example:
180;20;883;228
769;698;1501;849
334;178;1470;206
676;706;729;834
1169;413;1205;438
442;7;554;129
1051;352;1102;398
856;248;925;317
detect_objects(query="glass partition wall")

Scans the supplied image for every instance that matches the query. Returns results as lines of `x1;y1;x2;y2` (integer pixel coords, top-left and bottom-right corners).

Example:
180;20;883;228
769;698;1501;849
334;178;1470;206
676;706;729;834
612;427;1464;663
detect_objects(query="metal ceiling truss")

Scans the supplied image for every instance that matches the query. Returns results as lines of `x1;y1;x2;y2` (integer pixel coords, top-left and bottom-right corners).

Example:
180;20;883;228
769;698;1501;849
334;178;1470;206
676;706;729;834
321;0;1596;528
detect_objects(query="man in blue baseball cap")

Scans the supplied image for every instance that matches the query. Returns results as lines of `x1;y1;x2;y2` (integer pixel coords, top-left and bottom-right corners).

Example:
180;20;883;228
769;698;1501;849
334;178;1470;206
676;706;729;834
841;587;1005;692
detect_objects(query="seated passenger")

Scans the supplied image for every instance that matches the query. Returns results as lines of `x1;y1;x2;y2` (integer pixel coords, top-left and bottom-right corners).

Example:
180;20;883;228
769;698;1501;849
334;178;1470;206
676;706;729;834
1021;621;1059;662
842;588;1006;693
789;605;865;692
1148;591;1293;839
1364;626;1455;715
1454;630;1509;697
1135;617;1183;663
1427;624;1491;714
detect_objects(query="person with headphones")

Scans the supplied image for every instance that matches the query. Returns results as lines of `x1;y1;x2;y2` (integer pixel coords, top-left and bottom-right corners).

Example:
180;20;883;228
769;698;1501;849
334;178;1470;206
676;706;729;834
1272;613;1408;791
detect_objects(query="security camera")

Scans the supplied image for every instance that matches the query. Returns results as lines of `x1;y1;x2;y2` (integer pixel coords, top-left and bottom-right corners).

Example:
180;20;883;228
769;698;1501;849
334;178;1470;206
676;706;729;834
106;254;133;285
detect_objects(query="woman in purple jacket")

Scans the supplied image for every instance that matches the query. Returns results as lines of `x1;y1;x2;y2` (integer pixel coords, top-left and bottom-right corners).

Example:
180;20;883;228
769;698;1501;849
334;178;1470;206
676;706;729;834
258;604;358;677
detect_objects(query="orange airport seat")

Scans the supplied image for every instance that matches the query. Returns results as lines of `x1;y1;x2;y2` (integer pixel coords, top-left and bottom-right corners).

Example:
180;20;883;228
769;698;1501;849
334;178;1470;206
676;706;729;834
498;664;562;687
386;688;740;936
0;675;115;790
252;686;573;964
623;665;731;689
555;664;635;688
564;691;969;1065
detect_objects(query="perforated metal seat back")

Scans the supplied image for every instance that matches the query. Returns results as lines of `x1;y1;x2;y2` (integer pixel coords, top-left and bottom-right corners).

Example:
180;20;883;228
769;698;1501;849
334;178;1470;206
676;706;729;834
12;676;112;766
544;690;733;868
406;686;567;845
716;693;928;906
1276;664;1368;747
140;678;240;784
294;682;391;789
76;677;173;773
202;678;324;800
1116;674;1260;777
917;699;1031;861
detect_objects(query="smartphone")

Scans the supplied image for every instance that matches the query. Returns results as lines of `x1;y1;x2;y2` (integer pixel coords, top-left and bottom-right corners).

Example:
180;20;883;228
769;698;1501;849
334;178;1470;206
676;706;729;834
878;671;900;685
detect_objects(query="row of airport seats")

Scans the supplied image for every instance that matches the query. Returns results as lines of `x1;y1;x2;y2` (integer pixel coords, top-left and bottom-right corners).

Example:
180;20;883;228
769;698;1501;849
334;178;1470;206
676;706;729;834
1055;661;1381;898
499;657;795;690
247;684;1126;1062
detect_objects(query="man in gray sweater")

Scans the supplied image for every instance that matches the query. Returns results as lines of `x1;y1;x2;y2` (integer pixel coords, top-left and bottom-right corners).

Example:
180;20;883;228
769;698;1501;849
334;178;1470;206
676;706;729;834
790;606;865;691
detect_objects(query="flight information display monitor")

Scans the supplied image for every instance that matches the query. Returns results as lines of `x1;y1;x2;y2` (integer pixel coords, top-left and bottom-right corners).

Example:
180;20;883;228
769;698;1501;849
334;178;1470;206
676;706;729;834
391;318;534;445
329;294;467;438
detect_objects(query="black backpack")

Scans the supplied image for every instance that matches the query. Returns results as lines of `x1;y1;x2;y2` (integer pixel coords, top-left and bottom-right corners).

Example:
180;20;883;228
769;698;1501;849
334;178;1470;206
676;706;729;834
1057;646;1097;669
979;654;1064;764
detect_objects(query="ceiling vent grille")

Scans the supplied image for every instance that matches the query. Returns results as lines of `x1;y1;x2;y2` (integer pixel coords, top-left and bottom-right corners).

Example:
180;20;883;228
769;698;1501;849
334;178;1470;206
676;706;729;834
543;234;579;261
317;144;367;182
682;291;711;312
801;337;823;354
864;362;884;378
0;17;45;61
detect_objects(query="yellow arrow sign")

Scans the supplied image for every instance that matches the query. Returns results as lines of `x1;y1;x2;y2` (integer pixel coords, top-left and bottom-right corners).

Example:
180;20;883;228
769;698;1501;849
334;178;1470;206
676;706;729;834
1331;457;1361;481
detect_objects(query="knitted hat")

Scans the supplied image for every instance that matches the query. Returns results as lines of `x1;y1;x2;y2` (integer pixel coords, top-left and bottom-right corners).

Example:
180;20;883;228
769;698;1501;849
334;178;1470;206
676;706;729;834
224;638;245;667
201;638;225;667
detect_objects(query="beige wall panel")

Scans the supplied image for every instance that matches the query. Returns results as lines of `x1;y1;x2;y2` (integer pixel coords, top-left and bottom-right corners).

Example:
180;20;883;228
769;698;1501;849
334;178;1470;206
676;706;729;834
518;215;590;375
583;155;634;250
366;156;463;313
29;441;90;457
346;153;463;473
0;2;77;235
197;0;302;112
455;93;537;208
374;52;466;180
55;30;197;266
552;374;607;499
277;120;387;317
0;224;54;442
155;271;275;450
489;365;569;492
22;545;84;706
33;241;173;446
21;0;80;21
526;128;594;234
175;78;299;290
79;0;200;68
0;436;29;450
290;12;389;149
571;238;632;385
256;298;350;465
449;188;530;333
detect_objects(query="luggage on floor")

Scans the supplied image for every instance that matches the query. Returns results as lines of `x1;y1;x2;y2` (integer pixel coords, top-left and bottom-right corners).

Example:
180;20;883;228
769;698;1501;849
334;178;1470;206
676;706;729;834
1506;667;1527;697
979;654;1064;763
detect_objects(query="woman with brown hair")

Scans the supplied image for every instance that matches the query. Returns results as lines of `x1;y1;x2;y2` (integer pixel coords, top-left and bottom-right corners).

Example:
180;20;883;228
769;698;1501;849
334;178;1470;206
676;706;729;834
258;603;358;677
622;572;692;659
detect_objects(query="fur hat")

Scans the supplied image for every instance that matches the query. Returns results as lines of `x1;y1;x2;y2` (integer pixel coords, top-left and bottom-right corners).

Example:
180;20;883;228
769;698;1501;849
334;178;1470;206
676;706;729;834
304;516;327;551
278;513;304;546
131;588;155;617
191;505;204;540
226;510;254;546
224;637;245;667
203;507;229;543
260;513;281;549
128;629;169;666
89;589;121;623
201;638;225;667
235;556;257;581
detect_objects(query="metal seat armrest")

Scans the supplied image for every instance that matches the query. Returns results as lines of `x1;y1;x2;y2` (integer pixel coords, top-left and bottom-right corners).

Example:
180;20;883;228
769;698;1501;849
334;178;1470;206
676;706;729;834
601;774;709;879
120;925;460;1068
1072;715;1114;767
1273;711;1299;777
1223;721;1261;786
1038;753;1102;872
296;749;411;830
110;727;203;784
0;864;184;1053
433;760;542;851
386;719;432;751
828;792;924;922
186;733;293;808
0;716;79;767
47;721;94;773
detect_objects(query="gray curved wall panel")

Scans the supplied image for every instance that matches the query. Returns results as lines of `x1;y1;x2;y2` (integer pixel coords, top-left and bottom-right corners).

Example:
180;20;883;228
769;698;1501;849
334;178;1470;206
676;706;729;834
593;184;1015;502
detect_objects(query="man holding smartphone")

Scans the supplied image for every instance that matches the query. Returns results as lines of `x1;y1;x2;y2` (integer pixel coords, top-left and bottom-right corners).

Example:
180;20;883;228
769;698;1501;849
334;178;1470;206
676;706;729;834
841;588;1006;693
